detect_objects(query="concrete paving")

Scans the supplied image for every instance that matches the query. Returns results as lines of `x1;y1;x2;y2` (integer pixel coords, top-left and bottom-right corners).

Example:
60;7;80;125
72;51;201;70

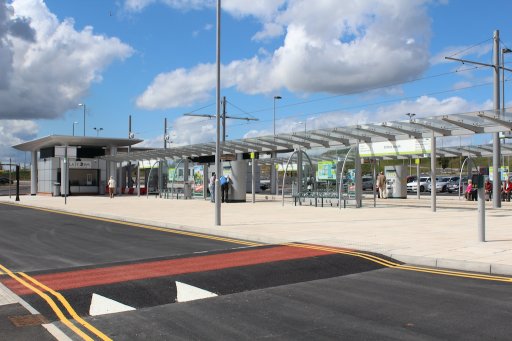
2;193;512;276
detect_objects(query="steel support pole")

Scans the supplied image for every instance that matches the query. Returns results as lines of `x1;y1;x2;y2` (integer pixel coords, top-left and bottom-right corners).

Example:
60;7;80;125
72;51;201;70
83;104;86;136
214;0;222;225
64;145;68;205
9;158;11;198
478;186;485;242
252;159;256;203
297;149;302;196
222;96;226;142
372;161;376;207
416;159;420;199
137;165;140;197
493;30;501;208
273;98;276;137
355;145;362;208
431;131;436;212
15;165;20;202
31;152;37;195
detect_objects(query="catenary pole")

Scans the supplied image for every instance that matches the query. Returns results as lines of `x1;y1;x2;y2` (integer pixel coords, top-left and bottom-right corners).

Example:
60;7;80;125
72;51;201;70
215;0;222;226
445;30;502;209
492;30;501;208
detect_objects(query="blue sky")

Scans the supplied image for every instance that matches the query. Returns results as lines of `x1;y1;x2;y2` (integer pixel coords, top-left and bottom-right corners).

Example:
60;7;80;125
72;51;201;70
2;0;512;162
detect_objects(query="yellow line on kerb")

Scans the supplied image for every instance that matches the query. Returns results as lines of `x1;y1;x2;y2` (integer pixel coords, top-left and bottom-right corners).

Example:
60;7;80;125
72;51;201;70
1;202;263;247
285;243;512;283
0;264;99;341
19;272;112;341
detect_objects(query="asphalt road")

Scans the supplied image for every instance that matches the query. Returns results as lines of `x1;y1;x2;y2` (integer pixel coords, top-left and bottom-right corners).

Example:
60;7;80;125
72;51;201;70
0;203;511;340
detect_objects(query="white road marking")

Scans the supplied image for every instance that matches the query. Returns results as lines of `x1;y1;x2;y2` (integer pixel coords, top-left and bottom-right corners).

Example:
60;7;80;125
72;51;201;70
89;293;136;316
175;281;217;302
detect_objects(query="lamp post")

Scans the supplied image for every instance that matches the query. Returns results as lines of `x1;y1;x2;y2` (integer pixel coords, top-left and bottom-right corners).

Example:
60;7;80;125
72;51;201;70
78;103;86;136
93;127;103;136
273;96;282;136
406;112;416;122
72;122;78;136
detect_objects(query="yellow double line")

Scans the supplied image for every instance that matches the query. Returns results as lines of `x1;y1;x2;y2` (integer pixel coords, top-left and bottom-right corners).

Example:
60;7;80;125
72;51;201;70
0;264;111;341
286;243;512;283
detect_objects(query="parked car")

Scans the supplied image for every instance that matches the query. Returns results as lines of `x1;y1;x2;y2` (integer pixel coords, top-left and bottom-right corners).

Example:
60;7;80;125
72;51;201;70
0;177;13;184
427;176;451;192
362;176;374;191
447;177;468;193
407;177;431;192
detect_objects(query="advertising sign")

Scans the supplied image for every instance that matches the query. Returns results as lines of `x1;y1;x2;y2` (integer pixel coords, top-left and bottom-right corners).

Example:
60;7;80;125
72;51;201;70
168;167;176;180
193;165;204;196
316;161;337;180
489;166;509;182
359;138;431;157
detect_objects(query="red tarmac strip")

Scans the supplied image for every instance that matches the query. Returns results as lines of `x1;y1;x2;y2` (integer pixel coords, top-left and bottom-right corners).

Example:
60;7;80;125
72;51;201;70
2;246;332;295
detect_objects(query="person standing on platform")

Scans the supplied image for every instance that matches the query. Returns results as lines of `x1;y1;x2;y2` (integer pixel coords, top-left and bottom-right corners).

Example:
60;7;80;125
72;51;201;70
502;178;512;202
377;171;387;199
484;179;492;201
220;174;230;203
108;176;116;199
209;172;216;203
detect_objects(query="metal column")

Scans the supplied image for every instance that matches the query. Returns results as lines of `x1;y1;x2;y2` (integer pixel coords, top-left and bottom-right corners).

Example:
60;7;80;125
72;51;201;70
137;165;140;197
270;151;277;196
297;150;302;195
252;158;256;203
478;186;485;242
214;0;222;225
416;159;420;199
493;30;502;208
30;151;37;195
431;131;436;212
355;145;362;208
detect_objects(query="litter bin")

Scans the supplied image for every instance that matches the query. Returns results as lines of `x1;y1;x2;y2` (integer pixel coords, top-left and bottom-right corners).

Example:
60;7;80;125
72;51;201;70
184;182;192;199
53;183;61;197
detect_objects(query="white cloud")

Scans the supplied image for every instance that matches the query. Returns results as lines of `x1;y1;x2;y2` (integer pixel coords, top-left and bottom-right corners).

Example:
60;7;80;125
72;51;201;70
0;120;38;162
136;64;216;109
136;0;432;109
124;0;212;12
138;116;216;148
0;0;133;120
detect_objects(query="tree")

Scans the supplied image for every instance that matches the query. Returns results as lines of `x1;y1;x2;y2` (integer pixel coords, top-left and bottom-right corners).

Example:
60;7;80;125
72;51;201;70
438;157;450;170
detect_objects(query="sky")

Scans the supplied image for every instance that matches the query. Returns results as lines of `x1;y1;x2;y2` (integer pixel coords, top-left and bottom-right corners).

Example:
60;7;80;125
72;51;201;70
2;0;512;163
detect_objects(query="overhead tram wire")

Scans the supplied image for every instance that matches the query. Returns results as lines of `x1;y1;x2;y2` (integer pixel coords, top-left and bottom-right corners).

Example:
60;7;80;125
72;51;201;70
225;99;258;120
446;37;493;58
228;79;495;130
242;65;487;116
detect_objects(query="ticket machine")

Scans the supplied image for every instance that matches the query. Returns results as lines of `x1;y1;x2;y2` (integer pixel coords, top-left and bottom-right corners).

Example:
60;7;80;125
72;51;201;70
384;165;407;198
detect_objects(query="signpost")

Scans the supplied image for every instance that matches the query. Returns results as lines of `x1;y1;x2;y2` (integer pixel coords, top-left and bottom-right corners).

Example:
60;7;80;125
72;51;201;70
55;146;77;205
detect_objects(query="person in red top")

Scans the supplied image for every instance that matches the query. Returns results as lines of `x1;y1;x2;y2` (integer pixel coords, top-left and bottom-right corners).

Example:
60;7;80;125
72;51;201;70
484;179;492;201
465;179;475;201
502;179;512;202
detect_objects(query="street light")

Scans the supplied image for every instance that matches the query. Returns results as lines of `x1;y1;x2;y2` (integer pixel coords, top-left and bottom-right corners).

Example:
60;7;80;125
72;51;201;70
72;122;78;136
93;127;103;136
273;96;282;136
78;103;86;136
406;112;416;122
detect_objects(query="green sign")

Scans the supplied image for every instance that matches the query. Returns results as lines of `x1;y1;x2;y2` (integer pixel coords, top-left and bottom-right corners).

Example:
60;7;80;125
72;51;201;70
316;161;337;180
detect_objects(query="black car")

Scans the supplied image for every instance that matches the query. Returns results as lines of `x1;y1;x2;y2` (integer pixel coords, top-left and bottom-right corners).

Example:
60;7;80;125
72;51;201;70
0;177;13;184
